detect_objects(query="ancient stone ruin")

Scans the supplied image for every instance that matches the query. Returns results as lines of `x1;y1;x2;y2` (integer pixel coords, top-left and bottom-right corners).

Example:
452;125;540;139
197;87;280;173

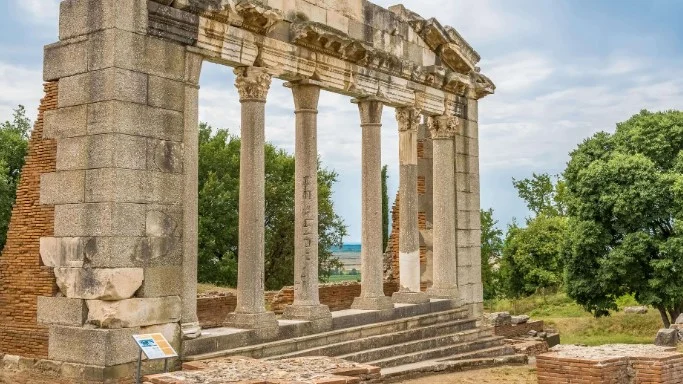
0;0;495;382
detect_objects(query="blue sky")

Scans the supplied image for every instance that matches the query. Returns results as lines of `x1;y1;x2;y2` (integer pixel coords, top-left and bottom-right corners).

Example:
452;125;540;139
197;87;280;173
2;1;683;242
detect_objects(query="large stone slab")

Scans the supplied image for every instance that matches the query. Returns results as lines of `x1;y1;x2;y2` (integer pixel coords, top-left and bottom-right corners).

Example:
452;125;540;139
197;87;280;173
54;267;144;300
40;237;87;267
37;297;88;326
86;296;181;328
48;326;140;366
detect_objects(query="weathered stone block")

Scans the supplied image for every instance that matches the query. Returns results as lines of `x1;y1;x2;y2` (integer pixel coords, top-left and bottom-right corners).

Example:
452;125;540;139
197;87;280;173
59;0;147;40
79;236;183;268
624;306;649;314
58;68;148;108
37;297;88;326
40;237;87;267
86;297;181;328
146;207;182;237
48;326;140;366
56;134;148;172
137;266;183;298
88;101;184;141
40;171;86;205
676;314;683;324
148;75;185;112
511;315;530;325
44;105;88;139
54;203;146;237
85;168;183;204
655;328;679;346
147;139;183;174
54;267;144;300
44;37;88;81
486;312;511;326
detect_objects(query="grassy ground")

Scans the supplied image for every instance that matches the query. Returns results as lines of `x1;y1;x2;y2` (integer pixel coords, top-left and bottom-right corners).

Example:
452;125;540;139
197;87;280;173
326;274;361;283
485;292;664;345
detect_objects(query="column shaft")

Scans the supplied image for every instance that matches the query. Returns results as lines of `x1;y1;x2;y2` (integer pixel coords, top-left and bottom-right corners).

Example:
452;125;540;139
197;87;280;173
352;99;393;311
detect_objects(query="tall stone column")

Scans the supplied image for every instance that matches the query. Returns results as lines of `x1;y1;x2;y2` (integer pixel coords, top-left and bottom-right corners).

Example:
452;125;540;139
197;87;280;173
392;107;430;304
426;116;460;300
283;80;332;330
352;98;394;311
226;66;278;338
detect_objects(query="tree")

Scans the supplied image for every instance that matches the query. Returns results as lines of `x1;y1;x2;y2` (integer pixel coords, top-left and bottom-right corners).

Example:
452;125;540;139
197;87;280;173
0;106;31;252
564;110;683;327
197;123;347;290
481;208;504;300
512;173;566;218
381;165;389;251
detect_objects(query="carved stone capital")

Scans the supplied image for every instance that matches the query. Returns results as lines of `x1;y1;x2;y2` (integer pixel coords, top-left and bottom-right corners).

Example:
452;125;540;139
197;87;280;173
428;116;459;139
396;107;421;133
353;98;384;126
234;67;272;102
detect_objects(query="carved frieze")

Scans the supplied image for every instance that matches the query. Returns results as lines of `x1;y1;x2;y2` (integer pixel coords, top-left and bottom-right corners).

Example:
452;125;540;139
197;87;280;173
471;71;496;100
233;1;283;34
396;107;421;133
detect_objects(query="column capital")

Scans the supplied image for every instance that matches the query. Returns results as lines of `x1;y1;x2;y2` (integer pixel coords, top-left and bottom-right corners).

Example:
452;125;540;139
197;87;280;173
428;115;459;139
234;67;272;102
353;97;384;126
396;107;421;134
286;80;322;112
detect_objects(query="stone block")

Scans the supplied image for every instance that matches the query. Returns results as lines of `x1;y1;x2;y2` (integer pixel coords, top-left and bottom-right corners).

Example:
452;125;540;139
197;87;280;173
138;266;183;298
54;267;144;300
40;237;88;267
148;75;185;112
59;0;147;40
146;207;182;237
147;139;183;174
624;306;649;314
58;68;148;108
48;326;140;366
44;37;88;81
655;328;679;346
87;101;184;141
54;203;146;237
511;315;530;325
40;171;86;205
37;297;88;326
326;11;349;34
56;134;148;172
85;168;183;204
676;314;683;324
44;105;88;139
486;312;512;327
80;236;183;268
86;297;181;328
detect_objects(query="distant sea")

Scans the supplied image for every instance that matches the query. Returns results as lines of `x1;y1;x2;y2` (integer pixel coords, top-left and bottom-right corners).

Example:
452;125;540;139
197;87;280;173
331;243;361;272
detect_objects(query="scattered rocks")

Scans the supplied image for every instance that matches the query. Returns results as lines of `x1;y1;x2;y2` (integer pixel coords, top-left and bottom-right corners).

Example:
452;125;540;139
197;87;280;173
624;306;649;314
676;314;683;324
511;315;530;325
528;330;538;337
486;312;512;326
655;329;679;347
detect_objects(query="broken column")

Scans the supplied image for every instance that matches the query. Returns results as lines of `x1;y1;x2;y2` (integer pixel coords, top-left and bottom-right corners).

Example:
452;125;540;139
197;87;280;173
392;107;429;304
426;115;460;300
352;98;394;311
283;80;332;330
225;66;279;338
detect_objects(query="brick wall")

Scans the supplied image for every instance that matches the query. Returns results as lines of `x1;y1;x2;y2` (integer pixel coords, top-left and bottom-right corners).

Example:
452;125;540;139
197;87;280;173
494;321;544;338
197;294;237;329
0;82;59;358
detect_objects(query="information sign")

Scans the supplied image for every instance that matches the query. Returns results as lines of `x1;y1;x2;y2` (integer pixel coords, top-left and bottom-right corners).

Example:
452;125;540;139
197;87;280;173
133;333;178;360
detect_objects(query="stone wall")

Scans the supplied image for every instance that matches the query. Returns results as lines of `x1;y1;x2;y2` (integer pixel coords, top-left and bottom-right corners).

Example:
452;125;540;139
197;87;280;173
197;294;237;329
0;82;59;358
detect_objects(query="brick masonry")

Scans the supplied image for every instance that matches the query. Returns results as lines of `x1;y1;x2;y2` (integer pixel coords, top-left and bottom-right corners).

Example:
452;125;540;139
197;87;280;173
0;82;59;359
494;321;545;338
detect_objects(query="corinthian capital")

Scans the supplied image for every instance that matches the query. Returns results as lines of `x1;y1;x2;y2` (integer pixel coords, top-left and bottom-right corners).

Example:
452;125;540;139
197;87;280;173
396;107;422;133
428;116;459;139
234;67;272;102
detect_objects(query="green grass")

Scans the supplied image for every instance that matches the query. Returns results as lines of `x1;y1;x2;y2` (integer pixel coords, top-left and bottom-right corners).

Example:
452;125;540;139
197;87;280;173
485;292;664;346
326;274;361;283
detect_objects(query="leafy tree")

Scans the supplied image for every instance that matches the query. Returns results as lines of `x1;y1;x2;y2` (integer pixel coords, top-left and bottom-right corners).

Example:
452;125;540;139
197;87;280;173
481;208;504;300
512;173;567;218
197;123;346;290
564;110;683;327
500;215;567;299
0;106;31;252
381;165;389;251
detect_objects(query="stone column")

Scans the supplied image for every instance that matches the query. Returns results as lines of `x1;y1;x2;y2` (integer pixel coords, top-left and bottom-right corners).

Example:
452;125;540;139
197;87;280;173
181;51;204;339
282;80;332;330
392;107;430;304
226;66;278;338
352;98;394;311
426;116;460;300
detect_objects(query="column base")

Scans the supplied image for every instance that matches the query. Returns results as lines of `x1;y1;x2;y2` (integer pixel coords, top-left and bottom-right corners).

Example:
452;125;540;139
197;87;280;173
225;311;279;340
392;290;431;304
351;296;394;311
426;286;460;300
181;321;202;340
283;304;333;332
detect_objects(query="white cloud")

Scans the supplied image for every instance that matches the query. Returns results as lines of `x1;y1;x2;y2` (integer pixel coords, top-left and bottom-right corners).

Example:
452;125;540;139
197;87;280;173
15;0;60;23
0;62;43;122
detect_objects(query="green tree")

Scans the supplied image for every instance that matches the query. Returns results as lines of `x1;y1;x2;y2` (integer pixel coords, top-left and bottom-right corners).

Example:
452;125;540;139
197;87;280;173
564;110;683;327
381;165;389;251
0;106;31;251
197;123;347;290
512;173;567;218
481;208;504;300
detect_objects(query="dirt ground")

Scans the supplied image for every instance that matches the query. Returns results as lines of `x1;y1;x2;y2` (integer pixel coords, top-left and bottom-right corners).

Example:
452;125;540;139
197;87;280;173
399;365;538;384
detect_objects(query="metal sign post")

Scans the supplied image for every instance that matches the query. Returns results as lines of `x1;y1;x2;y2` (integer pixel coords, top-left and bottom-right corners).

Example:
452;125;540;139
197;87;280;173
132;333;178;384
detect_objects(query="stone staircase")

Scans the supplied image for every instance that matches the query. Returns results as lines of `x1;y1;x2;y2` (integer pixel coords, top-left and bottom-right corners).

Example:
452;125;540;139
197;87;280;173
183;305;527;380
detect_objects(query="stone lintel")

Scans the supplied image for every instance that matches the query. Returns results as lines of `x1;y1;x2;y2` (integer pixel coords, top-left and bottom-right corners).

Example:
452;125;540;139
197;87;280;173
86;297;182;329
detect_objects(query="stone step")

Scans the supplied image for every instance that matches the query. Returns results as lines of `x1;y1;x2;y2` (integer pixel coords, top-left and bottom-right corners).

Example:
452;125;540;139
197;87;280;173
338;328;494;364
184;307;469;361
380;353;529;383
366;336;507;368
267;317;479;360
